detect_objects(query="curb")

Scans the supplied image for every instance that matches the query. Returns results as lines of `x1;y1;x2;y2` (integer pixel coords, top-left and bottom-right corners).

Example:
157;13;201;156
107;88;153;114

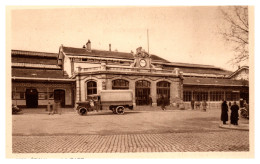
219;124;249;131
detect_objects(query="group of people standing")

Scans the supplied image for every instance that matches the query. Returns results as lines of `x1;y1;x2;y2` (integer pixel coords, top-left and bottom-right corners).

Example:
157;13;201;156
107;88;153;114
221;101;240;125
191;100;208;111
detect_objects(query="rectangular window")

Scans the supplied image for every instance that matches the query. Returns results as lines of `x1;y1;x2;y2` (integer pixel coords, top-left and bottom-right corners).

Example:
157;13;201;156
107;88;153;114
183;91;192;102
38;93;47;100
226;91;232;101
210;91;224;101
12;92;25;100
193;91;208;101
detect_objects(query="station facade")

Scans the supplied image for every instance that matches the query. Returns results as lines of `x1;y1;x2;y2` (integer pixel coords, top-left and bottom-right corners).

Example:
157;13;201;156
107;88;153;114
11;40;249;109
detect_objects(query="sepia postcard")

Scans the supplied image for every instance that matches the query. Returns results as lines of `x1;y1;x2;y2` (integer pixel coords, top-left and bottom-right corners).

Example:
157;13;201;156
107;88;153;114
6;6;255;159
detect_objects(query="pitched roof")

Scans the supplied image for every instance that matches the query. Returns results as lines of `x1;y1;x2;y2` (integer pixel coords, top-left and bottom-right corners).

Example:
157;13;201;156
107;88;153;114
150;54;170;63
229;66;249;78
161;62;232;76
12;63;61;69
61;46;170;63
12;50;58;65
183;77;249;87
62;46;134;59
12;50;58;58
175;67;231;76
166;62;222;69
12;68;69;79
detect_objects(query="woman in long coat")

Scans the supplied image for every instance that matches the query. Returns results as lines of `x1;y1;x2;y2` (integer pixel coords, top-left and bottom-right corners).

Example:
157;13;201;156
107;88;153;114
230;101;239;125
221;101;228;124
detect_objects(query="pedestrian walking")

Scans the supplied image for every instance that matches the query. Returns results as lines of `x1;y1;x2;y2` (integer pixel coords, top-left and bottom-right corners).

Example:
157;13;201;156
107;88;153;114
148;95;153;106
161;95;166;110
221;101;228;124
202;100;207;112
230;101;239;125
51;100;58;115
191;99;195;110
96;96;101;112
195;101;201;110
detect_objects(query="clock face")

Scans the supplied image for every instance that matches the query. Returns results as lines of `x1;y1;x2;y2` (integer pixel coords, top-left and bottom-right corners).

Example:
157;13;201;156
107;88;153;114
140;59;147;67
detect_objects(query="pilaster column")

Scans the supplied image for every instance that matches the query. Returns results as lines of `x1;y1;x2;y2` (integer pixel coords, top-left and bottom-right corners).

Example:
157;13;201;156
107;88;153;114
76;74;81;102
151;81;157;106
129;80;136;107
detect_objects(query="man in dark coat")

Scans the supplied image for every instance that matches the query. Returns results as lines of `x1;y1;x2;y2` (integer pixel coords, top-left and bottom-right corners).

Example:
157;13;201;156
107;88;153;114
230;101;239;125
221;101;228;124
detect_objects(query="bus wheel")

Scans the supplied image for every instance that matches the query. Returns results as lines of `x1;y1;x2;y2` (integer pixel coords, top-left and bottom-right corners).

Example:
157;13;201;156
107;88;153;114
116;106;125;115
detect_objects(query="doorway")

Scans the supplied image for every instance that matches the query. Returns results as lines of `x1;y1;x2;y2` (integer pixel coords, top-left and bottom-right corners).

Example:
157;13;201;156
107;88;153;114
26;89;38;108
54;89;65;107
157;81;170;106
135;80;151;105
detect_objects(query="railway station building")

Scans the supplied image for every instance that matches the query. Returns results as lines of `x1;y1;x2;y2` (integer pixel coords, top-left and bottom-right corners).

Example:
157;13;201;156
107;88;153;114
11;40;249;109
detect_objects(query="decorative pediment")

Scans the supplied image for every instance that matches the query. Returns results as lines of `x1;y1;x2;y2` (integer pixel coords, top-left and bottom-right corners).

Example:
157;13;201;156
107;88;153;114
131;47;152;68
134;47;150;58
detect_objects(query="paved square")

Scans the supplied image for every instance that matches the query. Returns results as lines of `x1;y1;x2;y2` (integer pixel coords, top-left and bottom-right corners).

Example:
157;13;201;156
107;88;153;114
12;108;249;153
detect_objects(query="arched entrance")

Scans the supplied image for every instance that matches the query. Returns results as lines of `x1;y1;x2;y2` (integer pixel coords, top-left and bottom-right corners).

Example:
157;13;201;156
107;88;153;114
54;89;65;107
135;80;151;105
157;81;170;106
26;89;38;108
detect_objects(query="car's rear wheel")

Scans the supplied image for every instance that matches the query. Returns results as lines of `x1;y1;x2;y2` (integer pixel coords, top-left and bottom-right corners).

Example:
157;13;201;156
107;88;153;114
78;107;87;115
116;106;125;115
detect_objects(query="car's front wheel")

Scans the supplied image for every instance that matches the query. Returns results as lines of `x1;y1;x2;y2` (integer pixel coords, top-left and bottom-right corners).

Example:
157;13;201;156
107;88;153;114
78;107;88;116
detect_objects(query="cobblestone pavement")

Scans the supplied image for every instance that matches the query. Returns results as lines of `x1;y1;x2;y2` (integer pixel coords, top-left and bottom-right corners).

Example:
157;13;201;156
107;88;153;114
12;108;250;153
13;130;249;153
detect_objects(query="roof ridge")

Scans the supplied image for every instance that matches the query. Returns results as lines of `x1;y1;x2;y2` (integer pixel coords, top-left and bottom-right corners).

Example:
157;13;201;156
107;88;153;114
62;45;133;54
12;49;58;55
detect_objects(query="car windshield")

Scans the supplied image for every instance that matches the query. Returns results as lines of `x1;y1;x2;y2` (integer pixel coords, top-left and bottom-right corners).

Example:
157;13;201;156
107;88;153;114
87;95;99;101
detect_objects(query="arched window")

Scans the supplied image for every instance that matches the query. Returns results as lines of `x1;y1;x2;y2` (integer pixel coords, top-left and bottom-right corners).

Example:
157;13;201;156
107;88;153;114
87;81;97;95
157;81;170;106
112;79;129;90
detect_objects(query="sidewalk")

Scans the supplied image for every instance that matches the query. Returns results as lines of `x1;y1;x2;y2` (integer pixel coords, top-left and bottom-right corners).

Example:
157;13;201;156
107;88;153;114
19;108;75;114
219;123;249;131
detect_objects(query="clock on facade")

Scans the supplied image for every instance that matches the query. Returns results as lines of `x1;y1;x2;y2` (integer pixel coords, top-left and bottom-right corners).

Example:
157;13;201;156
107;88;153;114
140;59;147;67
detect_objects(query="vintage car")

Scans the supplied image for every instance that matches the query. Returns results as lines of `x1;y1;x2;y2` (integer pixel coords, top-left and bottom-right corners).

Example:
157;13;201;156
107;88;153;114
75;90;134;115
75;94;101;115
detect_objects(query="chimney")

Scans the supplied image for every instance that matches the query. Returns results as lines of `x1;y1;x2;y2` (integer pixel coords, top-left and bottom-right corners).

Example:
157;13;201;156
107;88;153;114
109;44;111;51
86;40;91;51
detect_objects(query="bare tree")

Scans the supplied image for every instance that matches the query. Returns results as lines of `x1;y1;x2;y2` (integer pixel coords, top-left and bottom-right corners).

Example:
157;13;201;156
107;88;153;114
219;6;249;65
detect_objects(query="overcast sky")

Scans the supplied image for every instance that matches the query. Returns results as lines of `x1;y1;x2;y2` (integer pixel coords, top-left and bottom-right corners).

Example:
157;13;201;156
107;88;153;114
11;6;248;71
